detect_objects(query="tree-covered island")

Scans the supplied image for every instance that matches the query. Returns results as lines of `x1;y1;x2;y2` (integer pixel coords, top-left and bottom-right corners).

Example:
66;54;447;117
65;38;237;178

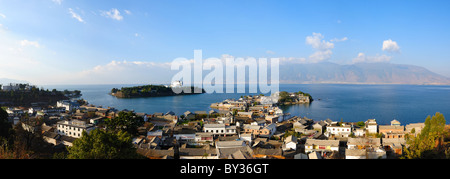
110;85;205;98
277;91;313;105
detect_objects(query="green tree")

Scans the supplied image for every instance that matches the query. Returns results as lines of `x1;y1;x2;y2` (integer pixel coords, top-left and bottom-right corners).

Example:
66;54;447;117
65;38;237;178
402;112;447;159
356;121;365;127
0;107;13;141
67;129;141;159
104;111;144;136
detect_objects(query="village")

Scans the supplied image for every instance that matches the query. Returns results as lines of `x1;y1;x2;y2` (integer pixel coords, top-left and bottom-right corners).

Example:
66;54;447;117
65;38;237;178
1;84;425;159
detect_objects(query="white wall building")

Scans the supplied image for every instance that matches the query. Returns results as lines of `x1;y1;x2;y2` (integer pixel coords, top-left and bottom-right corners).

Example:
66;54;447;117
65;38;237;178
170;80;183;88
57;120;95;138
365;119;378;134
283;135;298;151
325;124;352;138
203;124;237;136
57;100;80;112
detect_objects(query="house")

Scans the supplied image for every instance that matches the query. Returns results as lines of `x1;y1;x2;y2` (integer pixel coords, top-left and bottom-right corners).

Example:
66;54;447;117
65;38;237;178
216;146;254;159
57;100;80;112
365;119;378;134
239;133;253;145
353;126;365;137
42;131;60;145
237;112;253;119
345;149;367;159
203;124;237;136
304;139;339;154
325;123;352;138
243;124;262;135
59;135;76;146
347;138;381;150
215;140;246;149
260;123;277;138
137;147;175;159
252;148;284;159
172;126;197;143
243;123;277;137
251;118;267;126
195;132;214;144
183;111;196;120
42;107;66;115
95;108;109;117
56;119;95;138
21;118;42;134
379;125;405;138
71;112;88;120
347;138;386;159
293;121;307;133
179;147;218;159
345;148;387;159
308;151;323;159
312;121;327;134
382;138;406;156
265;115;279;124
391;119;401;126
367;148;387;159
405;123;425;137
283;135;297;151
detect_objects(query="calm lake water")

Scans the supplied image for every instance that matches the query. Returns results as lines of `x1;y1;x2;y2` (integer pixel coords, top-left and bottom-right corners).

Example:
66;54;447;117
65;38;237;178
44;84;450;125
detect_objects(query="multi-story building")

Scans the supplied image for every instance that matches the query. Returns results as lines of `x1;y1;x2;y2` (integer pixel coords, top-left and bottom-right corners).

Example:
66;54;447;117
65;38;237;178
57;100;80;112
203;124;237;136
57;120;95;138
325;123;352;138
365;119;378;134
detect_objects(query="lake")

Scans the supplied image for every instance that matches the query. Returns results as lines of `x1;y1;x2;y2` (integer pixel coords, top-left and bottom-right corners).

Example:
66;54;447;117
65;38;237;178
44;84;450;125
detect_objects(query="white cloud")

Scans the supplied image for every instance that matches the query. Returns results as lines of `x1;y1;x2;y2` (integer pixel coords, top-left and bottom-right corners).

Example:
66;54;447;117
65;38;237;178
266;50;276;55
20;40;40;48
52;0;63;5
69;8;85;23
305;32;335;62
382;39;400;52
124;10;132;15
331;37;348;42
306;32;334;50
352;52;392;63
102;8;123;21
0;13;6;19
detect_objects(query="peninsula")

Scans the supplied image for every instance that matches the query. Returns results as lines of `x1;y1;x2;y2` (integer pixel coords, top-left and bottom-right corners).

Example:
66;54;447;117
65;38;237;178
110;84;205;98
0;83;81;107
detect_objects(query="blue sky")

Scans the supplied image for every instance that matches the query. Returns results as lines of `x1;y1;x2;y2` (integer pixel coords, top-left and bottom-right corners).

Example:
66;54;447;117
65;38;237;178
0;0;450;84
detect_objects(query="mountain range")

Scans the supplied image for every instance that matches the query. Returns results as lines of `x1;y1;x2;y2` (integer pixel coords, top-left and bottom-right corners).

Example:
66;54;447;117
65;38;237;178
279;62;450;85
1;62;449;85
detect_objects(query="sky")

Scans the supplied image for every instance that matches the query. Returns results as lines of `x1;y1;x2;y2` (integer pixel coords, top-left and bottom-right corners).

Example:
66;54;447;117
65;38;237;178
0;0;450;85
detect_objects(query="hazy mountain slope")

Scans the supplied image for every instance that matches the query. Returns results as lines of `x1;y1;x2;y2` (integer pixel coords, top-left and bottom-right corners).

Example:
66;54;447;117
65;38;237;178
279;62;450;85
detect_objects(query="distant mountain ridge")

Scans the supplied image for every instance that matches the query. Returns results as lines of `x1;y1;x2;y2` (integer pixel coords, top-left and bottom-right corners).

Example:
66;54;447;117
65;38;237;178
0;78;30;85
279;62;450;85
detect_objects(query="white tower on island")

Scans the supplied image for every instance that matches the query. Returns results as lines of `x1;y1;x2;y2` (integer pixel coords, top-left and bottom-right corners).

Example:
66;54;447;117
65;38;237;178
170;80;183;88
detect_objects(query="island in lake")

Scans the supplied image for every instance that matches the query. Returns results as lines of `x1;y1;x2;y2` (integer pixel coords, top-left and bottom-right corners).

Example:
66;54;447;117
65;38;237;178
210;90;313;111
110;84;205;98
